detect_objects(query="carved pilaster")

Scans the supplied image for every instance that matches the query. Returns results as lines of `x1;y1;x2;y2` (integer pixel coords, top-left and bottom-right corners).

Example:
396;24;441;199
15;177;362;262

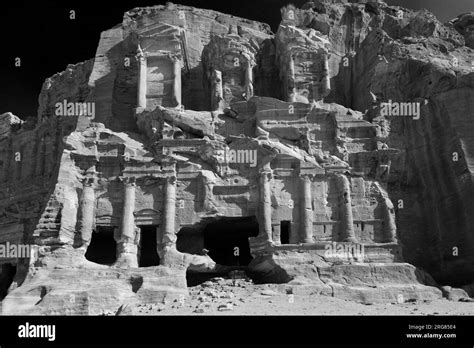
336;174;357;243
78;176;97;247
121;177;137;241
210;69;223;111
159;175;177;258
116;176;138;267
170;54;182;107
244;60;255;99
321;53;331;100
259;165;273;243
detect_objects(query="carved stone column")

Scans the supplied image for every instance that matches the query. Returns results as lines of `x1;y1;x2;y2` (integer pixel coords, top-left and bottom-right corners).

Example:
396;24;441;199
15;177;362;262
288;55;296;102
78;177;96;247
300;174;314;244
210;69;223;111
259;164;273;243
136;45;147;110
116;177;138;267
382;197;397;243
172;55;182;107
244;60;254;99
321;53;331;98
336;174;357;243
122;178;136;240
160;176;177;255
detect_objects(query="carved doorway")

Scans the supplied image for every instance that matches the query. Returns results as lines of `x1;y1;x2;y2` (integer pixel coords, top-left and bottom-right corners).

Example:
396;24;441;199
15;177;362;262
138;225;160;267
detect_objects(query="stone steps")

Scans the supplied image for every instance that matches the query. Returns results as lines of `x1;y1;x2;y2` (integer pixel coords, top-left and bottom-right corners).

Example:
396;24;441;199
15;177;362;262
248;250;443;304
33;202;61;239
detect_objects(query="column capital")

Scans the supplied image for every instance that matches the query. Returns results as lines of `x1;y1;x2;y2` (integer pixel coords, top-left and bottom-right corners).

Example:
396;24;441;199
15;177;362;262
136;44;147;61
244;56;256;69
211;69;222;81
120;176;137;186
161;157;178;178
82;176;97;187
163;175;177;185
260;169;273;181
161;154;178;165
300;173;315;182
169;52;182;63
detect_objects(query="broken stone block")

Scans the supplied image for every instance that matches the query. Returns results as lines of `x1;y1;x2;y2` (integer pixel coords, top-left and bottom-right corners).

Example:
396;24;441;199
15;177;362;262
440;286;471;301
261;289;279;296
218;304;233;312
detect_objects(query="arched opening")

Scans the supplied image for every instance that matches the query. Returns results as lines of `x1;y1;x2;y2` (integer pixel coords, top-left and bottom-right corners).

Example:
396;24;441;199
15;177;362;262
85;226;117;265
0;263;17;301
138;225;160;267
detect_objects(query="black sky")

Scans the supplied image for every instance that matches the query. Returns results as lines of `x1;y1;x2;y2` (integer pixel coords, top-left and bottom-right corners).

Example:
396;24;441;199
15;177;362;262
0;0;472;118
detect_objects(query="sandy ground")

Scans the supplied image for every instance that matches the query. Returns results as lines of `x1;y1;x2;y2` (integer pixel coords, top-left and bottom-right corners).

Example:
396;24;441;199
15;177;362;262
130;277;474;316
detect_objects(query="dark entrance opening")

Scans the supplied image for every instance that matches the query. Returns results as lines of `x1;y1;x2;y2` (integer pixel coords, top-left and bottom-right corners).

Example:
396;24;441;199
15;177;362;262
203;216;258;267
177;225;213;287
177;226;205;255
138;225;160;267
280;221;291;244
85;226;117;265
0;263;17;301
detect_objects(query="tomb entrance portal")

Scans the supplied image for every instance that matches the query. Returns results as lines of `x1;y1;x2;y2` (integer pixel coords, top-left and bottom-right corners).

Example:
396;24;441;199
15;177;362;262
138;225;161;267
85;226;117;265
